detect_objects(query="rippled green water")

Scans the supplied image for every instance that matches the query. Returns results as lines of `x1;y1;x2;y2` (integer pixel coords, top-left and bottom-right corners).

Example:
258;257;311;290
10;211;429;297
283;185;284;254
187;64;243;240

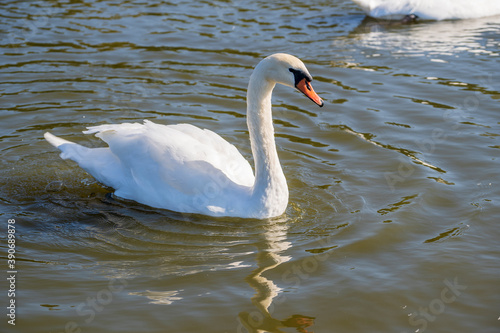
1;1;499;332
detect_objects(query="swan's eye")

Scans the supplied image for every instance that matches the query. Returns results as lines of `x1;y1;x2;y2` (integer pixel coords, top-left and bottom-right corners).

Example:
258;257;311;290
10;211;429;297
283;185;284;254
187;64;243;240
289;68;312;87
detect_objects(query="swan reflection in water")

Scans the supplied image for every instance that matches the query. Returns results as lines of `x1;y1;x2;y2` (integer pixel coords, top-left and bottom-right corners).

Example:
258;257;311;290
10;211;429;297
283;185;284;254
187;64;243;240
238;219;316;333
347;14;500;57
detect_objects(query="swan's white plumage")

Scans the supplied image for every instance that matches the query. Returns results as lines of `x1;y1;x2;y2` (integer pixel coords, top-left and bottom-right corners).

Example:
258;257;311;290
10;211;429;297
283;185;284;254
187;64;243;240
46;121;254;215
352;0;500;20
84;120;254;187
44;53;322;219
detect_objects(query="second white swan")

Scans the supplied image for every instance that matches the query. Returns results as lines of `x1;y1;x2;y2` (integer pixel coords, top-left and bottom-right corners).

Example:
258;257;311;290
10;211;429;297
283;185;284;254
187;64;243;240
44;53;324;219
352;0;500;20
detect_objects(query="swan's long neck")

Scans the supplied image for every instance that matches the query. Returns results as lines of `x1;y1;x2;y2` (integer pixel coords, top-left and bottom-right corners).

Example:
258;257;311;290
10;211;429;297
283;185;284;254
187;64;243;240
246;69;288;215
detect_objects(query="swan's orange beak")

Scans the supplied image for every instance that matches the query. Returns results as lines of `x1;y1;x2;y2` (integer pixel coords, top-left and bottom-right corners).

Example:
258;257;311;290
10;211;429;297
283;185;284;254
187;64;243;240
296;78;324;107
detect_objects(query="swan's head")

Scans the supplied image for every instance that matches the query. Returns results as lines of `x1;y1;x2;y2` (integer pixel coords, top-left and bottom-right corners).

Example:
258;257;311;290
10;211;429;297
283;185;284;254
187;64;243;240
256;53;324;107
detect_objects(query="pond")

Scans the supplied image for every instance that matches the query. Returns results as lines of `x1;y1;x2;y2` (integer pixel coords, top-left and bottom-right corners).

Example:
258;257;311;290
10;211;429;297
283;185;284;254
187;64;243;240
1;1;499;332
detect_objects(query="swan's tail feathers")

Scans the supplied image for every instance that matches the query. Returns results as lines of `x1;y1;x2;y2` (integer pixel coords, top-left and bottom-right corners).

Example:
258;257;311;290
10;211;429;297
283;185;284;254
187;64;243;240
44;132;73;148
44;132;91;163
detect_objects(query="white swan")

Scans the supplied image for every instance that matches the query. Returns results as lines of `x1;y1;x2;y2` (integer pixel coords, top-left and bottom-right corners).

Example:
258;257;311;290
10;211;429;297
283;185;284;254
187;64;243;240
44;53;323;219
352;0;500;20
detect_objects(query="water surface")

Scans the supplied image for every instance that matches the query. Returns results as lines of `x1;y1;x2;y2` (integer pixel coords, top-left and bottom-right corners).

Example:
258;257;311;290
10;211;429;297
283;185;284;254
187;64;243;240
1;1;499;332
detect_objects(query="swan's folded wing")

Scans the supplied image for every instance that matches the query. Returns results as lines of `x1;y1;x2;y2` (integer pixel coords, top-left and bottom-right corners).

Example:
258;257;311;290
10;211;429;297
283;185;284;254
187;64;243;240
84;120;254;192
154;122;255;186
